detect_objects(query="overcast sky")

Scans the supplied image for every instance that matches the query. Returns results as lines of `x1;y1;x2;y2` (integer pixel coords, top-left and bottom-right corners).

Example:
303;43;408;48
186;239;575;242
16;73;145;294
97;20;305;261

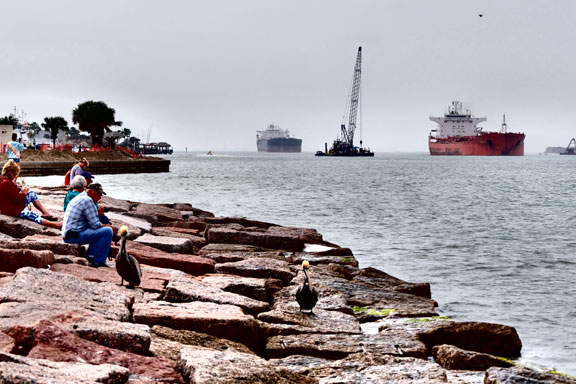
1;1;574;153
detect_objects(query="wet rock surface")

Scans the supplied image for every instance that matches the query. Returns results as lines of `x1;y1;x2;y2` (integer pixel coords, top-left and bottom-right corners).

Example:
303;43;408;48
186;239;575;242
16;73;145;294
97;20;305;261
0;185;565;383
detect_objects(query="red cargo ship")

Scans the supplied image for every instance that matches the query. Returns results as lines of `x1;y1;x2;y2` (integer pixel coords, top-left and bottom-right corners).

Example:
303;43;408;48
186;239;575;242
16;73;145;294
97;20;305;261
428;101;525;156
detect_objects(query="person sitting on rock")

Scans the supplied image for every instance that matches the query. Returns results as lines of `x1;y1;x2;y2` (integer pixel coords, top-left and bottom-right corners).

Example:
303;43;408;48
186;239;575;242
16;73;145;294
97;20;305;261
63;175;87;212
64;175;111;225
62;182;114;268
64;158;89;186
0;160;61;228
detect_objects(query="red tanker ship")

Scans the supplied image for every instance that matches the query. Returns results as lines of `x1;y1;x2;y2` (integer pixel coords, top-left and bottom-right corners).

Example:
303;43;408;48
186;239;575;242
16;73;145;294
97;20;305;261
428;101;525;156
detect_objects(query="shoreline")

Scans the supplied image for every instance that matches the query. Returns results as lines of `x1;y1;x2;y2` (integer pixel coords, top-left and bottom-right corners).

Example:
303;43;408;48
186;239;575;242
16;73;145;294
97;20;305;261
0;186;573;382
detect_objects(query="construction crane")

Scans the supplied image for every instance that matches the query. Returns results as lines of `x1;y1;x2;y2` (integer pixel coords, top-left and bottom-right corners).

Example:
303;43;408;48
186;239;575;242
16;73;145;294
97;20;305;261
341;46;362;147
316;46;373;157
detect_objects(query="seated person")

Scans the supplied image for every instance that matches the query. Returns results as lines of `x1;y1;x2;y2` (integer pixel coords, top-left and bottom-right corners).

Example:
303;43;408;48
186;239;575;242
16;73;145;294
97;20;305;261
62;183;114;268
80;171;94;185
64;175;87;211
64;175;111;225
64;158;89;186
0;160;62;228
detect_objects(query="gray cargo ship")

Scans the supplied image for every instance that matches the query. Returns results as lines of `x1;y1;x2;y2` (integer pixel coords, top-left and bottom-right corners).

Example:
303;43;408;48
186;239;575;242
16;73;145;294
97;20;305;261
256;124;302;153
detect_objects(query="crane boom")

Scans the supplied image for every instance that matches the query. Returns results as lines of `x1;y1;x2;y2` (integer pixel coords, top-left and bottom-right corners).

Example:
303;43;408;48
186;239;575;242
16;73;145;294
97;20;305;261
341;46;362;146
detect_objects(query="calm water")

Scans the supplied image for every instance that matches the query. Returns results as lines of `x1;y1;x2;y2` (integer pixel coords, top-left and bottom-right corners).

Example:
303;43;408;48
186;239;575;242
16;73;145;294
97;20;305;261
30;152;576;375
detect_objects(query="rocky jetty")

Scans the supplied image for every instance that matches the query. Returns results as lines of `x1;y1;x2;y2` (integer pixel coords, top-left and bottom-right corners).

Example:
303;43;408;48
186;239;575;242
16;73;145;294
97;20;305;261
0;185;574;383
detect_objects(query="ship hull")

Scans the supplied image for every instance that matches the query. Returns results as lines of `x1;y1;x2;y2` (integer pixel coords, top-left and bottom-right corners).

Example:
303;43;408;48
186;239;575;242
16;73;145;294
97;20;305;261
257;138;302;153
429;132;525;156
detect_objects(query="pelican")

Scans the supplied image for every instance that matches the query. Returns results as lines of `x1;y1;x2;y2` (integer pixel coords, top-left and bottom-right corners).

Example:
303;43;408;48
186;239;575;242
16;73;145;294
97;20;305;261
295;260;318;314
116;225;142;289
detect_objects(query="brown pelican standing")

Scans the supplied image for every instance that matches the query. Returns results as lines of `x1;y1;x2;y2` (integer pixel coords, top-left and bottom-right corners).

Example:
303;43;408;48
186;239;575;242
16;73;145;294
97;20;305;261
295;260;318;314
116;225;142;289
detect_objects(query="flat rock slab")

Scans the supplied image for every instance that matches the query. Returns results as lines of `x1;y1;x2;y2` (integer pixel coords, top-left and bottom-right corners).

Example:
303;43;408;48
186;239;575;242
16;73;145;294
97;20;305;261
353;267;432;299
308;353;449;384
0;268;132;331
0;248;54;273
151;325;254;356
101;196;133;212
0;332;15;353
258;307;361;336
150;227;207;252
133;233;194;254
266;329;427;361
4;235;86;257
0;351;130;384
206;227;305;251
51;262;175;293
164;278;270;316
485;366;576;384
25;321;184;384
132;203;183;223
177;346;317;384
200;273;283;303
215;258;295;285
107;211;151;233
133;300;263;354
116;241;215;275
0;213;61;239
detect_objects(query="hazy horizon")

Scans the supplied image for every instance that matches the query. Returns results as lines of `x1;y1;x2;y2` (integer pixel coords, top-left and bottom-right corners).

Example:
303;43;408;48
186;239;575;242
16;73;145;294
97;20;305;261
2;1;575;153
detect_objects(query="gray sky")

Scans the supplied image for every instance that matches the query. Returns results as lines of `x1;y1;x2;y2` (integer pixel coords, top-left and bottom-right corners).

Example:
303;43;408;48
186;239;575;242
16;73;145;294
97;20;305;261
1;0;574;153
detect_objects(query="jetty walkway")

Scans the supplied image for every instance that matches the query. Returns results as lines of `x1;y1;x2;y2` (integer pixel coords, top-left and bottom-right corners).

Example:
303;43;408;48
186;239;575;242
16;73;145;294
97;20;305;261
0;186;572;383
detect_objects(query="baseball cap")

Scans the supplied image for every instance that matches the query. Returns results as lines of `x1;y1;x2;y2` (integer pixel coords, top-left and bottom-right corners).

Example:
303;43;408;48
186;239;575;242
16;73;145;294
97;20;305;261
86;183;106;195
80;171;94;181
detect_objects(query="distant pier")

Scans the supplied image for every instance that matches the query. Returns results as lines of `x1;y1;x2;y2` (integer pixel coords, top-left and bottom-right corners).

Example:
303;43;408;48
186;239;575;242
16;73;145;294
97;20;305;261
19;159;170;177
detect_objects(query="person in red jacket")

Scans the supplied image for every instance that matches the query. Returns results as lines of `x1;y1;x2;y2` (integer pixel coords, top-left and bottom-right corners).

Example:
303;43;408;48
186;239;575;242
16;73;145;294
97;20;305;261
0;160;61;228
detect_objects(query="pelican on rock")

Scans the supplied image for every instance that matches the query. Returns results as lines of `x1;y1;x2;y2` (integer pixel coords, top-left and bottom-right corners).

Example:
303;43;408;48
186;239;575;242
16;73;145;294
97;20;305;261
116;225;142;289
295;260;318;314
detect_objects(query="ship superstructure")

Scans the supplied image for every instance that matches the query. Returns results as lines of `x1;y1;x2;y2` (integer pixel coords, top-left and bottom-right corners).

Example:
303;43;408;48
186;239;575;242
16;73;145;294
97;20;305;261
428;101;525;156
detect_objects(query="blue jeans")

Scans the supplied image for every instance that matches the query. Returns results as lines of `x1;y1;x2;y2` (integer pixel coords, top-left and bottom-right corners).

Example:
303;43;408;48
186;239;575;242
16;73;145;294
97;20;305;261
64;227;113;264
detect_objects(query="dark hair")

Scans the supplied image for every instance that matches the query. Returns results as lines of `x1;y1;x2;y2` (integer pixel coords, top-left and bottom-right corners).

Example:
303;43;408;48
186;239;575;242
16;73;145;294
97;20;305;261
11;133;17;141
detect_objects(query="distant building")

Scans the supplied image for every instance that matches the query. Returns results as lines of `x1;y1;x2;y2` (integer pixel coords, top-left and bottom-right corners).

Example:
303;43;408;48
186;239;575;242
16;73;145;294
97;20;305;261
0;125;13;153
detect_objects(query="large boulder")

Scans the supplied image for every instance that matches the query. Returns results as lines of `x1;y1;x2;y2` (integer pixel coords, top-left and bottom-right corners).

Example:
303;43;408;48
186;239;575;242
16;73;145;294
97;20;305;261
133;233;194;254
164;278;270;316
24;321;183;384
485;366;576;384
417;321;522;357
151;227;207;252
131;203;183;223
3;236;85;257
0;351;130;384
215;258;295;285
0;213;60;238
206;227;305;251
133;301;264;354
0;248;54;273
114;241;215;275
176;346;317;384
200;274;283;303
432;344;514;370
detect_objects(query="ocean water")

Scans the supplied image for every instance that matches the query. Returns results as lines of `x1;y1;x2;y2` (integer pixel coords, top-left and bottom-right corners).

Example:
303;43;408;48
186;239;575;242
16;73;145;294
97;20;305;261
29;151;576;375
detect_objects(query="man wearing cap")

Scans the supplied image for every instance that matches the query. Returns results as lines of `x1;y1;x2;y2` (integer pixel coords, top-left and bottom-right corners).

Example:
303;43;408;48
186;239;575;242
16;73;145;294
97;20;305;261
62;182;114;267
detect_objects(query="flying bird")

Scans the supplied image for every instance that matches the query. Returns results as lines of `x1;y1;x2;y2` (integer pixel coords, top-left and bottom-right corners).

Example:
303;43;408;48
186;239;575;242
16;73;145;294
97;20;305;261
116;225;142;289
295;260;319;315
479;14;483;17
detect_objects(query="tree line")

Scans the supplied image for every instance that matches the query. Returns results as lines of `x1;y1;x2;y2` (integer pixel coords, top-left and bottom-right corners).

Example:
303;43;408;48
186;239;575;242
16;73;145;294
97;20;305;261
0;100;128;148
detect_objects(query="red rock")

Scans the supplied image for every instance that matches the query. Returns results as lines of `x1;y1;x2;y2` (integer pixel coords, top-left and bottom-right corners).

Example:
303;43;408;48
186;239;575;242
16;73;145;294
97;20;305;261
0;213;60;239
0;331;15;353
26;320;184;383
111;241;215;275
0;248;54;273
432;344;514;370
133;300;264;354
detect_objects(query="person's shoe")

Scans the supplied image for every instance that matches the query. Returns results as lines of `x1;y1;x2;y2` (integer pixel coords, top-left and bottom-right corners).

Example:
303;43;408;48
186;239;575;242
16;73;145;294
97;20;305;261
97;263;111;268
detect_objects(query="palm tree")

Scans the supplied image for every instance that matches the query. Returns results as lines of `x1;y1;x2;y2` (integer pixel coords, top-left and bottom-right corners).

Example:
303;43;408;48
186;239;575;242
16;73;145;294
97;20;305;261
72;101;122;147
41;116;69;148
